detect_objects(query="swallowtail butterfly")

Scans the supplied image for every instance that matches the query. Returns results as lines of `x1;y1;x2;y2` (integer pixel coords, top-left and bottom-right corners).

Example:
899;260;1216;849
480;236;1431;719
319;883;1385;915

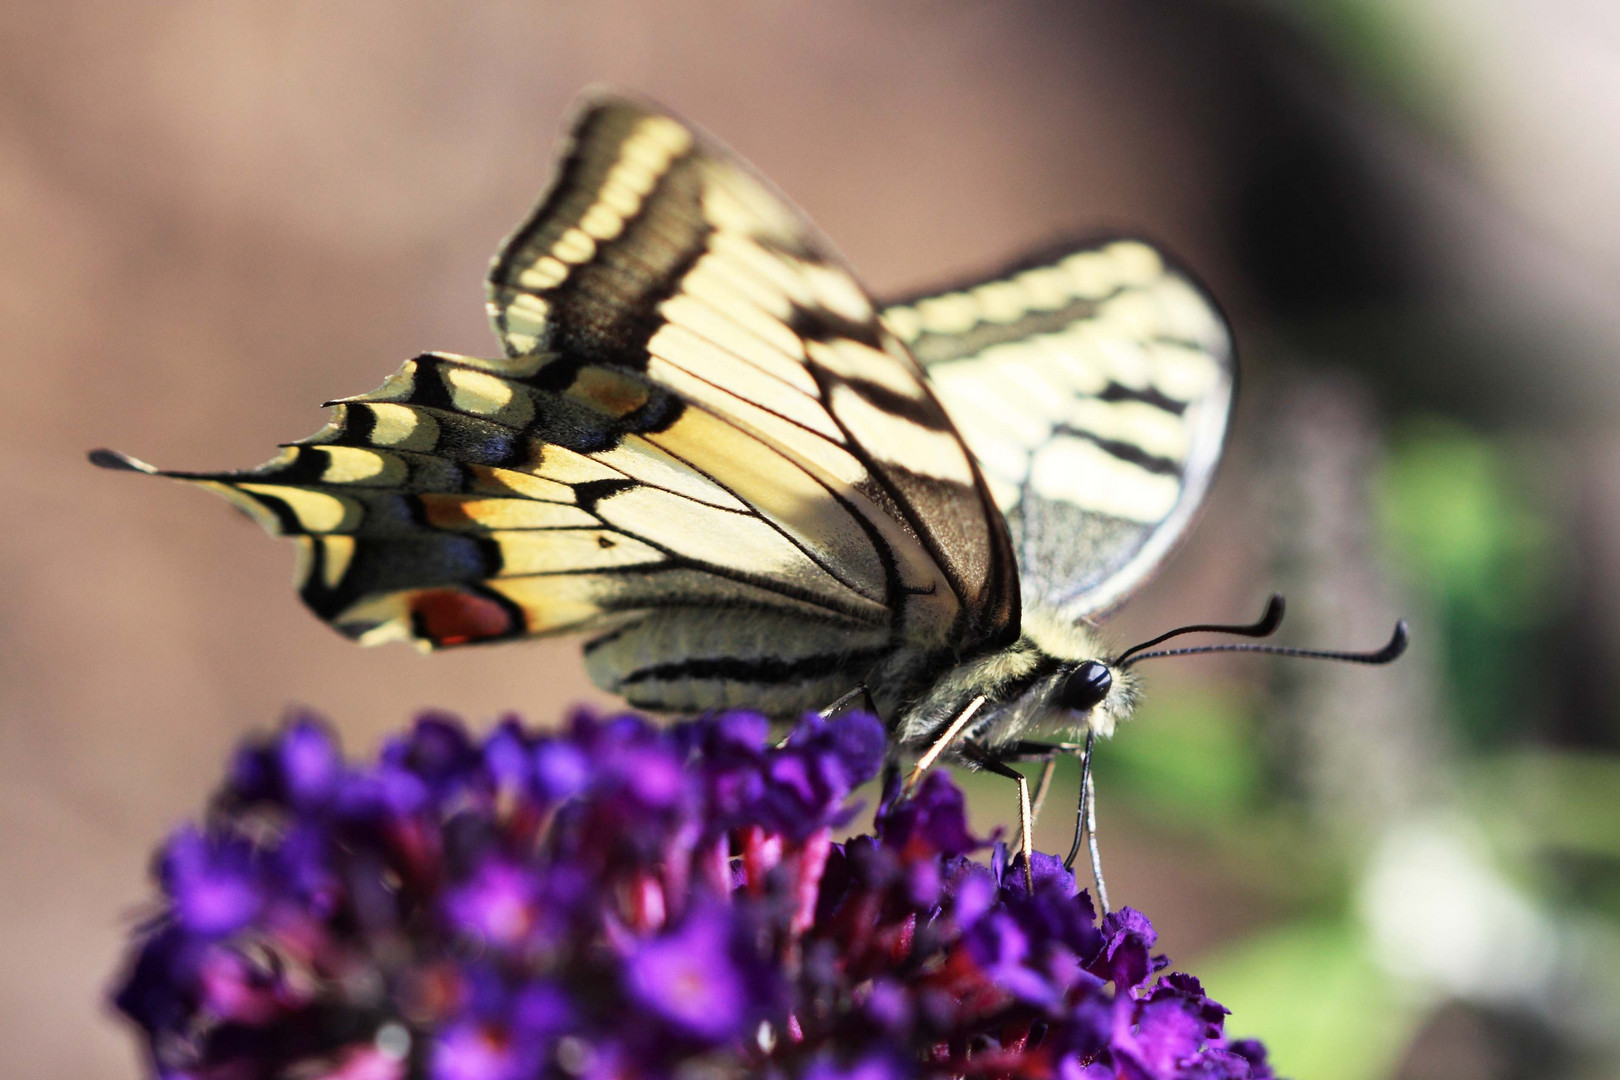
95;95;1404;898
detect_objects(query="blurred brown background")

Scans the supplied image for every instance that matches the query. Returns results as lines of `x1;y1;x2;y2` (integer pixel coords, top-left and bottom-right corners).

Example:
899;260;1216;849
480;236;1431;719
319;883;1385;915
5;3;1620;1079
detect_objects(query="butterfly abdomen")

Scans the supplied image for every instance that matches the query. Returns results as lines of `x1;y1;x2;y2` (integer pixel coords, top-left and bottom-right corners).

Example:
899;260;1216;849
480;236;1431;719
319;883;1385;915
584;607;892;715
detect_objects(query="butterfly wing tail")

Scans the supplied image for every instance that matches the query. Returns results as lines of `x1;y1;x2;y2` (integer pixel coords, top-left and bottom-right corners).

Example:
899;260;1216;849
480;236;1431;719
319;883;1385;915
89;439;534;650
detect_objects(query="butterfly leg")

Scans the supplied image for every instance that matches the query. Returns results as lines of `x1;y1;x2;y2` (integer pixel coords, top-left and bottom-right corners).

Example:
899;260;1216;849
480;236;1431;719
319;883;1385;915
997;740;1083;826
981;743;1060;828
998;736;1109;914
1071;732;1109;914
903;695;987;793
957;741;1035;894
1029;756;1060;827
818;682;878;720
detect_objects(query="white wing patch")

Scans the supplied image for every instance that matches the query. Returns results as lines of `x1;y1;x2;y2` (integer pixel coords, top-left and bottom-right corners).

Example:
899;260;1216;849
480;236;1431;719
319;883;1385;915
1027;436;1181;524
889;238;1235;618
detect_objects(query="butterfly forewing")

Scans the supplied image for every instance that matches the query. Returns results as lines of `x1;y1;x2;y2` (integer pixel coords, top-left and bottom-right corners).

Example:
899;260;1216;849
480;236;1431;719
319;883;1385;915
104;96;1020;716
883;238;1234;620
485;98;1018;650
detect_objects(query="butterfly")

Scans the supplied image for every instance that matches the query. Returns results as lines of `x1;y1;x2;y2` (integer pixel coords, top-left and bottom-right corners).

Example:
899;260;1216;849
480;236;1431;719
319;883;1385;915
95;94;1403;898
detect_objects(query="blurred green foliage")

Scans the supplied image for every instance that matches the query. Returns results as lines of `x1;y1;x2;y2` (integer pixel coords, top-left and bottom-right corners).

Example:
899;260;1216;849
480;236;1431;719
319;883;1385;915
1094;687;1262;823
1465;752;1620;915
1377;418;1566;743
1197;917;1428;1080
1249;0;1468;137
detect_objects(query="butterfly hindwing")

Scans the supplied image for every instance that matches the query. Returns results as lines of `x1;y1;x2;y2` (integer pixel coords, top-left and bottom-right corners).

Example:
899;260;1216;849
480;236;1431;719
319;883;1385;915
884;238;1235;620
100;97;1021;715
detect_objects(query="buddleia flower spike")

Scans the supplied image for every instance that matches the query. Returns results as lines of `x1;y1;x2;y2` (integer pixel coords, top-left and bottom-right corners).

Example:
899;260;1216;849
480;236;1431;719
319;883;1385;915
112;707;1278;1080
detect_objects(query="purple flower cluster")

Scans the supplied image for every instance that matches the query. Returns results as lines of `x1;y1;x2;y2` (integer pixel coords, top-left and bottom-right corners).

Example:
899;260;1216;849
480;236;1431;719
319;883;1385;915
114;709;1275;1080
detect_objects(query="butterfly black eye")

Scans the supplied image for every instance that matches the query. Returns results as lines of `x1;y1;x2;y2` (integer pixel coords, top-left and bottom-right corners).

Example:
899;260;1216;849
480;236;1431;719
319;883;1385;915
1058;661;1112;711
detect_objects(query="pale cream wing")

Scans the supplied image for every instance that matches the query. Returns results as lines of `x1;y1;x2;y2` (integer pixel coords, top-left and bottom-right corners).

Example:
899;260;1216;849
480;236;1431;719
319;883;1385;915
486;95;1019;653
884;238;1235;620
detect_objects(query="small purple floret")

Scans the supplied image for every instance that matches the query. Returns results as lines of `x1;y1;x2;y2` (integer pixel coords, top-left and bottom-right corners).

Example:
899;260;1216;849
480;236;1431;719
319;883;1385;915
161;828;261;937
278;716;341;806
1091;906;1161;992
625;905;753;1040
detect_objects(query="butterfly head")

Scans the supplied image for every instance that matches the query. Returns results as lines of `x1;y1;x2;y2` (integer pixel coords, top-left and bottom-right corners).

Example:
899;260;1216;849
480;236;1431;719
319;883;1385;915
1020;614;1141;738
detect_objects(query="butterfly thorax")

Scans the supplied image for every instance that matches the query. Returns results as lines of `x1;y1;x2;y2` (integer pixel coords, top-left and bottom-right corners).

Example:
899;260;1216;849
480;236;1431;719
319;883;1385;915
892;609;1140;754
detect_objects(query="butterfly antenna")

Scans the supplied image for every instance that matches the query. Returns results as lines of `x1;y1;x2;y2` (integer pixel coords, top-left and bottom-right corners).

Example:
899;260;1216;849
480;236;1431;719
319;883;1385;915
1121;619;1409;668
1113;593;1286;667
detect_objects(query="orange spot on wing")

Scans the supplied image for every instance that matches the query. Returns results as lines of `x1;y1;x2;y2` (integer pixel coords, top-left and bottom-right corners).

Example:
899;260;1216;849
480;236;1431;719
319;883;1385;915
418;495;476;529
570;367;650;417
410;590;516;645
